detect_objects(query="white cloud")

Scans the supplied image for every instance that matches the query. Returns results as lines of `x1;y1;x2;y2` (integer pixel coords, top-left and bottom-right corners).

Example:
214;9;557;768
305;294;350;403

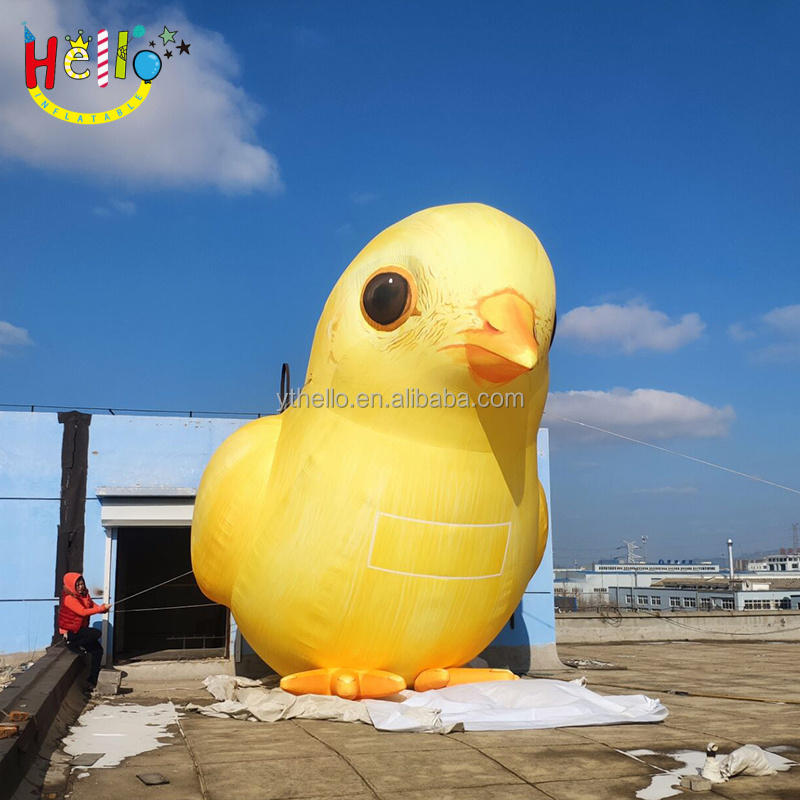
559;301;705;354
0;321;33;355
762;304;800;337
91;198;136;217
730;304;800;363
545;388;735;441
727;322;756;342
350;191;378;205
292;27;328;49
752;342;800;364
0;0;281;194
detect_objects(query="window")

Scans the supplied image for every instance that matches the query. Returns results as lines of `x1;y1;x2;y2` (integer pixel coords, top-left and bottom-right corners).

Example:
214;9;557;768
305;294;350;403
721;598;734;610
700;598;712;610
683;597;697;608
624;594;632;604
670;597;681;608
637;595;648;605
743;599;772;610
651;596;661;606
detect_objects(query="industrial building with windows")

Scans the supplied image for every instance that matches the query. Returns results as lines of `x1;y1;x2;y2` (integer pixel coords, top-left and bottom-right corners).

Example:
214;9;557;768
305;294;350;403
609;577;800;612
742;552;800;572
553;561;721;610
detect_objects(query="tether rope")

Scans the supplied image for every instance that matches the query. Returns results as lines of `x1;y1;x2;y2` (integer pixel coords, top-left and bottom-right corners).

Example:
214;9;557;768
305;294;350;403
113;569;195;606
0;568;197;606
542;411;800;496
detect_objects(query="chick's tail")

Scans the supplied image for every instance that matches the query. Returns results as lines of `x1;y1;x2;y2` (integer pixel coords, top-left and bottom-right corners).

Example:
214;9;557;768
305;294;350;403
191;415;282;606
535;479;549;572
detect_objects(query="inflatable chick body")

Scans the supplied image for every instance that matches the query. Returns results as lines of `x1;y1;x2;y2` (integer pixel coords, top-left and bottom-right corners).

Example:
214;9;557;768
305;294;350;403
192;204;556;699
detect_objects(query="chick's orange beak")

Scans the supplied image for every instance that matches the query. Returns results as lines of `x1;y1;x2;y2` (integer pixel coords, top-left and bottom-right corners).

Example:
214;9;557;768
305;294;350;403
464;291;538;384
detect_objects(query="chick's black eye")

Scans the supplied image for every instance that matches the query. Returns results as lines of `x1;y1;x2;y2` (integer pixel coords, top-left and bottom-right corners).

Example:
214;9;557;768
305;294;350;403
362;271;411;328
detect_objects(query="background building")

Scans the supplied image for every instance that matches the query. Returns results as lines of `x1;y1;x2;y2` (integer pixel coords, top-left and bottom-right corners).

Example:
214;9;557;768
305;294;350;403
608;577;800;612
740;553;800;573
554;561;720;609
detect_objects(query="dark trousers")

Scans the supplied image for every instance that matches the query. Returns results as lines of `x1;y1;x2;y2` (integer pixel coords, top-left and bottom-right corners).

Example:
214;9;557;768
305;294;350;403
67;627;103;685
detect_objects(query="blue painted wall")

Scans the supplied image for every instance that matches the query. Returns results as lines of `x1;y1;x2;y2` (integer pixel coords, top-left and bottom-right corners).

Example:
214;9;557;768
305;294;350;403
0;411;249;654
0;412;63;654
0;411;556;657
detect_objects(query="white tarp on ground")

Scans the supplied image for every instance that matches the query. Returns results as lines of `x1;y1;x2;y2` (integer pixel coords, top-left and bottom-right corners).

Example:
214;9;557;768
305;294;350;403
63;703;177;767
187;675;668;733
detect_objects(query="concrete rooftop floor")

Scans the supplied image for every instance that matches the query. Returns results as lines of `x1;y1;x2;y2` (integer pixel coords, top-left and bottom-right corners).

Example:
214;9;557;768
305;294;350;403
53;642;800;800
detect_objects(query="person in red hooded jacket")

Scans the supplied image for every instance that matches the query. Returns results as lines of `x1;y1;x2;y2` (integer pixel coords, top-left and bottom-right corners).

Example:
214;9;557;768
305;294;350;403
57;573;111;688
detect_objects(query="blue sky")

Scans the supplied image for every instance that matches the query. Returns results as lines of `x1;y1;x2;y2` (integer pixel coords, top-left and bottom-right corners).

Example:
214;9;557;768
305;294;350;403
1;1;798;565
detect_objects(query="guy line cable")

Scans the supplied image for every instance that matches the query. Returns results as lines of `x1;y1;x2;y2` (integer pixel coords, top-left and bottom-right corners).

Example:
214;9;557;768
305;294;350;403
112;569;196;606
0;568;196;606
115;602;218;614
542;411;800;496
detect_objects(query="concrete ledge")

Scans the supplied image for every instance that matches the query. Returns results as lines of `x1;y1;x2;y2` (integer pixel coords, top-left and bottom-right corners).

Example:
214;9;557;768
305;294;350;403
0;651;47;672
556;609;800;643
0;643;83;800
118;657;234;682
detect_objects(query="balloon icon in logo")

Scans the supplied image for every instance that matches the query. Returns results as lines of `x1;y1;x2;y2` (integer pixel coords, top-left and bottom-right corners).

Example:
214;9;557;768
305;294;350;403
132;25;146;39
133;50;162;82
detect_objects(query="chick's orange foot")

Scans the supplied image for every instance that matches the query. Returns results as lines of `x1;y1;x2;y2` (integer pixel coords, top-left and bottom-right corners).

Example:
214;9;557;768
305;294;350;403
280;668;406;700
414;667;519;692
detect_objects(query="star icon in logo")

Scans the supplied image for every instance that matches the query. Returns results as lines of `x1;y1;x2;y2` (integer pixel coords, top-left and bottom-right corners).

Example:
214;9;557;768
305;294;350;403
159;26;177;45
177;40;191;55
164;49;173;59
149;40;156;48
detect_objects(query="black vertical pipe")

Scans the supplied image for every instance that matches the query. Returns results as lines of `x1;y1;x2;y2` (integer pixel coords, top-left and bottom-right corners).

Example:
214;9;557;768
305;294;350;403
279;363;291;412
52;411;91;642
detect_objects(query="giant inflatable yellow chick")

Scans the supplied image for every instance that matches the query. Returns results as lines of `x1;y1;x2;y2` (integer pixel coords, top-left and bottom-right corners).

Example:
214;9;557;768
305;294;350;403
192;203;556;699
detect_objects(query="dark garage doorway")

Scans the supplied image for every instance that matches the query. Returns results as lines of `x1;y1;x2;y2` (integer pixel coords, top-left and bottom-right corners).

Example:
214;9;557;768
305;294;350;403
113;526;228;660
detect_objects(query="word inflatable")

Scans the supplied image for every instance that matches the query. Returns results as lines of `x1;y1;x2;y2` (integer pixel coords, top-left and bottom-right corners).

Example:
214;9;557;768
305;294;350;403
23;23;169;125
27;80;150;124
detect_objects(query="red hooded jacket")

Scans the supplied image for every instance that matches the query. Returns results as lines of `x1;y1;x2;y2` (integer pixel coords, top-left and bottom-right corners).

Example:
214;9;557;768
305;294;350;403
57;573;106;633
